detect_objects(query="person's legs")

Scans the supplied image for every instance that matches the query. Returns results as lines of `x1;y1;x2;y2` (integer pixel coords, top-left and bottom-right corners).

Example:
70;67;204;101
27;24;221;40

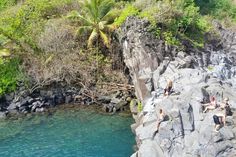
164;88;168;96
156;119;164;131
213;115;221;132
215;124;220;132
203;105;215;113
202;103;210;107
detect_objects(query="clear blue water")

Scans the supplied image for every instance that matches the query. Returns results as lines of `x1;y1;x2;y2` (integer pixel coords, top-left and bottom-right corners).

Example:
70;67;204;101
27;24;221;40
0;107;135;157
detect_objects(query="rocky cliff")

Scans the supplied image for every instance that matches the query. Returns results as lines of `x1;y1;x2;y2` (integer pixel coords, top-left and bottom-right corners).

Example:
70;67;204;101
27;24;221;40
121;17;236;157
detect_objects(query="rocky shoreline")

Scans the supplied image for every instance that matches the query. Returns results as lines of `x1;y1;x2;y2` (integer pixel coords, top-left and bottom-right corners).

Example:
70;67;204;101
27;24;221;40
0;84;134;118
120;17;236;157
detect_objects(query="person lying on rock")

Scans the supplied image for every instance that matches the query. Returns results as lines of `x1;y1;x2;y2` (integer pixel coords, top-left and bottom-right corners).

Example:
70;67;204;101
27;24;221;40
213;108;226;132
202;96;217;113
164;80;173;96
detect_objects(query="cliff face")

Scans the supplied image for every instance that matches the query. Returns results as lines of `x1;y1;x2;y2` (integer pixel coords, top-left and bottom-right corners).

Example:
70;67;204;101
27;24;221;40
121;17;236;157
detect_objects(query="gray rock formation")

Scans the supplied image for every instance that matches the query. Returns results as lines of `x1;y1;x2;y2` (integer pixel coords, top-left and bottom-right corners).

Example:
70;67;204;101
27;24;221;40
121;17;236;157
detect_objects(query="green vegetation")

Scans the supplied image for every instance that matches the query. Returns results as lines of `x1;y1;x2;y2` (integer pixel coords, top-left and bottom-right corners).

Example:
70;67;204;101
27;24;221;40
136;0;213;47
114;4;139;27
0;57;22;95
68;0;118;48
0;0;235;96
195;0;236;23
0;0;75;51
0;0;16;11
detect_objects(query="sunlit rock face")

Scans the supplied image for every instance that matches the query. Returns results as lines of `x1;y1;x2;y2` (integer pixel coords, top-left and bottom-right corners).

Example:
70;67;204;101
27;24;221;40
121;17;236;157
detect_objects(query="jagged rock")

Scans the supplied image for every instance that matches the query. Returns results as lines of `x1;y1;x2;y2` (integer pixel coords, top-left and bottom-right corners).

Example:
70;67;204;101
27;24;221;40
115;100;127;111
97;96;111;103
35;107;45;113
31;101;41;112
7;102;19;111
219;127;235;140
120;17;236;157
19;106;29;112
65;95;73;104
137;140;164;157
4;93;14;102
0;112;6;118
110;98;120;104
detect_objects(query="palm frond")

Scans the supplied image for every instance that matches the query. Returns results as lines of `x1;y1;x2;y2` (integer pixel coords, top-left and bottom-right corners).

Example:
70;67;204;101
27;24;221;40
67;11;93;26
101;8;121;24
104;24;116;32
76;26;93;36
88;29;98;48
84;0;98;22
67;10;80;20
0;48;10;58
98;0;115;20
99;30;109;47
44;54;54;65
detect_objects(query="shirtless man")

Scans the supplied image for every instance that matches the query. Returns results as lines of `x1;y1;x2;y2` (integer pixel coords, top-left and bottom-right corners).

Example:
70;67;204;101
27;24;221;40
156;109;165;132
152;108;166;139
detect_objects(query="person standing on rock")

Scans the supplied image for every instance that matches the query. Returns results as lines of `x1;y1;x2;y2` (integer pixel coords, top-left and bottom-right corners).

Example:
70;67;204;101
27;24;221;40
156;109;166;131
152;108;166;139
202;96;217;113
164;80;173;96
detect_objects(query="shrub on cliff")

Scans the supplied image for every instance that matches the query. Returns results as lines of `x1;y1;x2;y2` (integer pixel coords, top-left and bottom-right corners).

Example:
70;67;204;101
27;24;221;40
0;0;16;11
0;57;23;95
0;0;79;52
114;4;139;27
134;0;212;47
195;0;236;25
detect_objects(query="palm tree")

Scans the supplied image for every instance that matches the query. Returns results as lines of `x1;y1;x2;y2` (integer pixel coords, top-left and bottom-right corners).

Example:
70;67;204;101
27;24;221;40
71;0;117;48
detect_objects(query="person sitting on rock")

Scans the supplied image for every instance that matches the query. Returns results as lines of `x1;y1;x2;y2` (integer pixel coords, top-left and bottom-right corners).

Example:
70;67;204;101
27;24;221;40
213;108;226;132
202;96;217;113
220;97;233;116
220;97;228;108
164;80;173;96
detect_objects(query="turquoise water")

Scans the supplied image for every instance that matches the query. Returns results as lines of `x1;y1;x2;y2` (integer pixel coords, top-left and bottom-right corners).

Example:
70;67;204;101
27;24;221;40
0;107;135;157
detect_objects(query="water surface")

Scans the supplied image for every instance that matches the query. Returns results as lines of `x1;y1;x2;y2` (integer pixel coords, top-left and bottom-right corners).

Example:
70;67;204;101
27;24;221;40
0;107;135;157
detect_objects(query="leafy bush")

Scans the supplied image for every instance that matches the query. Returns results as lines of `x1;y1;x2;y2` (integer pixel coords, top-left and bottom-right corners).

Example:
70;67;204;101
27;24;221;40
134;0;156;10
114;4;139;27
38;19;78;54
0;0;16;11
0;0;77;52
0;34;9;47
195;0;236;22
0;57;22;95
136;0;212;47
139;6;159;26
